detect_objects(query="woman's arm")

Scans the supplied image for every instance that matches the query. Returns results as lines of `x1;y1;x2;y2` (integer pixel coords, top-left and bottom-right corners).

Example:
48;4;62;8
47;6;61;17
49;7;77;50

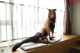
44;19;51;38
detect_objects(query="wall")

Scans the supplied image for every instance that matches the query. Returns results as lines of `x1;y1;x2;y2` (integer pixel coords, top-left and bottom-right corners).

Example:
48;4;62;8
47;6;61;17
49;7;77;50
69;2;80;35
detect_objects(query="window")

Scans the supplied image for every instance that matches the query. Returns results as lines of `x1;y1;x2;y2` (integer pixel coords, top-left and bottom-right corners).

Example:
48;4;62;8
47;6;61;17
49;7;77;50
0;0;65;42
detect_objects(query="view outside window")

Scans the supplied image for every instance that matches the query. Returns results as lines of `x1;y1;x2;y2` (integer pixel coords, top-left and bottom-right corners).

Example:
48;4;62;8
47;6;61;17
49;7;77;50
0;0;65;42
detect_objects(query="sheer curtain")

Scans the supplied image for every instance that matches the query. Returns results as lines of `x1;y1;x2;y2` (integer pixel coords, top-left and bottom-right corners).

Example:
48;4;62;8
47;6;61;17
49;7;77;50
53;0;65;37
0;0;12;42
0;0;66;42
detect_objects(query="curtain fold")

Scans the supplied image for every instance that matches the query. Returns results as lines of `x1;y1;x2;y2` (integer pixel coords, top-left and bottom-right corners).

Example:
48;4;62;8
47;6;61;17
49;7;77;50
64;0;72;35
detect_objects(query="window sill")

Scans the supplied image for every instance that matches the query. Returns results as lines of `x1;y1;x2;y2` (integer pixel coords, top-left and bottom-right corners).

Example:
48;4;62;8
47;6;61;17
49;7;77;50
0;35;79;53
0;39;22;48
20;35;79;52
20;37;62;51
0;37;62;48
0;35;78;48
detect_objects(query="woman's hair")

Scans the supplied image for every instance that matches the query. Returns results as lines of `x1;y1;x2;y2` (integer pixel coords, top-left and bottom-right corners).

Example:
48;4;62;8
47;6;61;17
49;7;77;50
48;9;56;23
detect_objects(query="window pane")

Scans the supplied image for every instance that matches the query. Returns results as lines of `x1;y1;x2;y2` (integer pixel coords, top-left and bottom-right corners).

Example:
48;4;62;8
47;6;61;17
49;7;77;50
0;3;6;21
13;5;18;39
1;25;7;41
30;7;35;36
0;0;65;42
7;25;12;40
26;7;31;37
6;4;11;21
54;10;64;37
38;8;48;31
27;0;37;6
13;0;23;4
16;5;22;38
39;0;55;8
34;7;38;33
13;5;22;38
22;6;28;37
54;0;65;10
13;0;37;6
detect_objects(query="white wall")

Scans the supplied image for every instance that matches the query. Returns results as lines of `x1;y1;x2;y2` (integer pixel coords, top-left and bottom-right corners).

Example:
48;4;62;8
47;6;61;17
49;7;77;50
71;2;80;35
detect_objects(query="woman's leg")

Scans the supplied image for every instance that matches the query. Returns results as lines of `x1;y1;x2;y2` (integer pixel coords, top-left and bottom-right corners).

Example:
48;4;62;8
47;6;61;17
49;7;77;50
49;31;54;40
12;32;41;52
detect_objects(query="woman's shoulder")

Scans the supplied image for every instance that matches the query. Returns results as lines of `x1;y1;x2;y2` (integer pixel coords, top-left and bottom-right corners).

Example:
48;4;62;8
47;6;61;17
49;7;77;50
45;18;50;23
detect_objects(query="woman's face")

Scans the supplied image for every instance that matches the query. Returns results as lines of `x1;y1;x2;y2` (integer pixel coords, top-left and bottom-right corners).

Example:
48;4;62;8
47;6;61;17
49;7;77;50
49;11;55;19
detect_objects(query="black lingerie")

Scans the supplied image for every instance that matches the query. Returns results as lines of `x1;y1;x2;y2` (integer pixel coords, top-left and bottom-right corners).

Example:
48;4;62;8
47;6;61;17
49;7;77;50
49;22;55;32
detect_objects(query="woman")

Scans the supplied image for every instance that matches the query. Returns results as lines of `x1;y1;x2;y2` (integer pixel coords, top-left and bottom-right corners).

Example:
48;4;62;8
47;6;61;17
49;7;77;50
45;9;56;40
12;9;56;52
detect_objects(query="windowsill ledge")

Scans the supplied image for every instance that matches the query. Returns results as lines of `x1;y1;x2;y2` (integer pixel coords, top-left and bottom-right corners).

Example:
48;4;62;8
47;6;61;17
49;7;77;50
0;36;62;48
0;39;22;48
0;35;79;53
20;35;79;52
0;35;79;48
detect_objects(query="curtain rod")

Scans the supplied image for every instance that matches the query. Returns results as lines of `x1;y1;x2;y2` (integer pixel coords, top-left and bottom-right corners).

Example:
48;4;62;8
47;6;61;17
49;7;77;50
0;1;64;12
0;1;24;6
